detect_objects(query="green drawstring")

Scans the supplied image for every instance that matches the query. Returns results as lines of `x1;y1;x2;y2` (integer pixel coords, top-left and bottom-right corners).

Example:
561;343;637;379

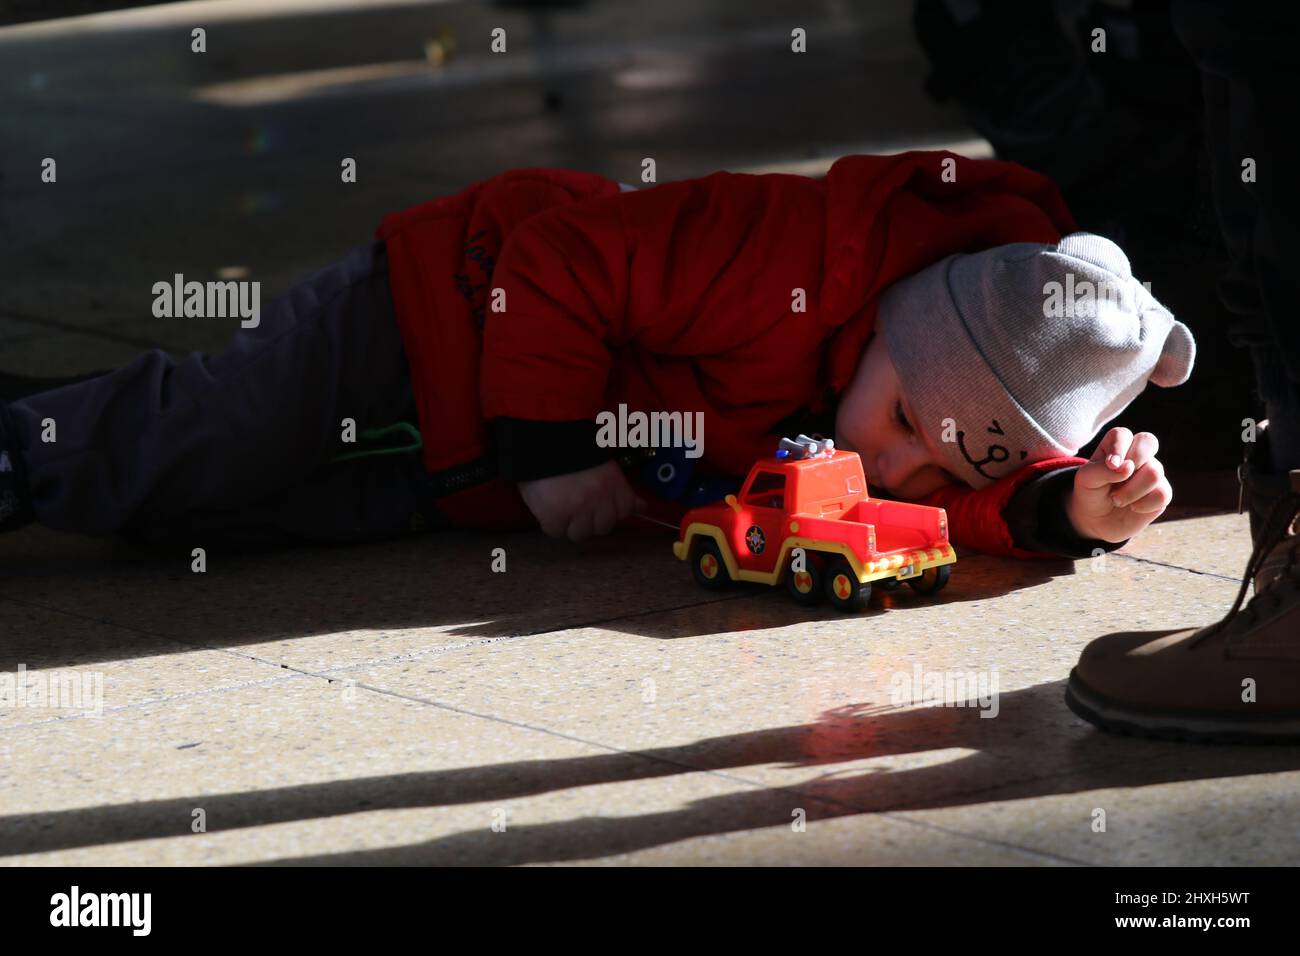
329;421;423;463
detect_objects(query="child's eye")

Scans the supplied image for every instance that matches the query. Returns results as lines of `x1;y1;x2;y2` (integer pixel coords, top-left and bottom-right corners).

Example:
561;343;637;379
893;399;914;434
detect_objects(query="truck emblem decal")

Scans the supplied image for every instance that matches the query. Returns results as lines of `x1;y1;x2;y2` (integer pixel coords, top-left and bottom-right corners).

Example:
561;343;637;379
745;526;766;555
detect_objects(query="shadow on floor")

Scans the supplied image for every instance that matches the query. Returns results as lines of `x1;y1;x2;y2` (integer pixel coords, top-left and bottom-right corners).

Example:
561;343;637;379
0;521;1085;667
2;679;1294;863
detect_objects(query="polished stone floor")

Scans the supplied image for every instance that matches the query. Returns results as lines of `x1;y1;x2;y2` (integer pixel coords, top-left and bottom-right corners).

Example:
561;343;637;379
4;506;1297;865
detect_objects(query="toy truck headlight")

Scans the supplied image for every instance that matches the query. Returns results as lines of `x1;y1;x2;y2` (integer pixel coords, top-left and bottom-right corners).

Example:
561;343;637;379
938;511;948;541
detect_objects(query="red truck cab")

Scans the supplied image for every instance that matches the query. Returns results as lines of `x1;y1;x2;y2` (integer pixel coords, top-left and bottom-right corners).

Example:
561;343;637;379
672;438;955;611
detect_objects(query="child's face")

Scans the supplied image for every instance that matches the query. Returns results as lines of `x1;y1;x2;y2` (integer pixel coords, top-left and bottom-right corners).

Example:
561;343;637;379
833;331;961;500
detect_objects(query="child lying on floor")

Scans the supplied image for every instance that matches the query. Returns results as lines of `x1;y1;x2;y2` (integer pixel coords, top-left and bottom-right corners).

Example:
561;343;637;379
0;151;1194;559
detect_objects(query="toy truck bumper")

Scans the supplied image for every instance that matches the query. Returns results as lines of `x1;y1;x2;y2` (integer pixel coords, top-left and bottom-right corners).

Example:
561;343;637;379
858;544;956;584
674;523;954;588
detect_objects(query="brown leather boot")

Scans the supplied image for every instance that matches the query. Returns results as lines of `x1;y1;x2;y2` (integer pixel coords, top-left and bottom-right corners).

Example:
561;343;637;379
1065;442;1300;743
1243;422;1300;593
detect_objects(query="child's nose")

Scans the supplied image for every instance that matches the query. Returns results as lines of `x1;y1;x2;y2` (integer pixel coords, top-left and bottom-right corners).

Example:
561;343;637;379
865;454;884;487
879;444;925;494
876;452;907;493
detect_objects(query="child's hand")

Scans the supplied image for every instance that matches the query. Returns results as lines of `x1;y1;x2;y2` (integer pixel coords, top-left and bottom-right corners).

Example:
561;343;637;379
1065;426;1171;544
518;459;647;542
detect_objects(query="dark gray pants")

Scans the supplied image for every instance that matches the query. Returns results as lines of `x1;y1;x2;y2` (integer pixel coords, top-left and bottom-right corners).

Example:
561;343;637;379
4;241;439;544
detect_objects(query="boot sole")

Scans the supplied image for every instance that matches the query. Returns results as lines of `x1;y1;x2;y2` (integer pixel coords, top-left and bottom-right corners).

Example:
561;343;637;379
1066;669;1300;744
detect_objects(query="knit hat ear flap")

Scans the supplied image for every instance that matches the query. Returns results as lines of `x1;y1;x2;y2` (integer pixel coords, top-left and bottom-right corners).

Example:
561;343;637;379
1055;232;1133;278
1143;294;1196;388
1052;232;1195;388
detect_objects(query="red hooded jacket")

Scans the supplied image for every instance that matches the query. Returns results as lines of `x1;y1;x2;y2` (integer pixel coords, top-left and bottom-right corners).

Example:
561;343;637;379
376;152;1089;558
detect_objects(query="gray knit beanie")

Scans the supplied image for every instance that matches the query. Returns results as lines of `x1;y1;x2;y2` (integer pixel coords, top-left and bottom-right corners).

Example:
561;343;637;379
877;232;1196;490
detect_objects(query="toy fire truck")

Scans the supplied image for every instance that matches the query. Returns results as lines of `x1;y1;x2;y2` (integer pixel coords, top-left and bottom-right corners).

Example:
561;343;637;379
672;435;955;611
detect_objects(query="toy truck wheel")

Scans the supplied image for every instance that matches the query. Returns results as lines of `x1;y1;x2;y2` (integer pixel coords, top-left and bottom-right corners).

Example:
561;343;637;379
907;564;951;596
784;552;823;606
825;558;871;612
690;539;731;591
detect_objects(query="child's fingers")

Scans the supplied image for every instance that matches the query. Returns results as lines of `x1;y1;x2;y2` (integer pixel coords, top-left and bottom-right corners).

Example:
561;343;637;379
566;509;594;542
1098;426;1136;469
1108;458;1165;508
1077;429;1159;492
1127;482;1173;515
525;464;647;540
533;503;569;539
591;496;619;537
610;468;647;516
612;476;642;514
1121;431;1160;471
1076;426;1136;491
1103;434;1161;505
621;492;648;518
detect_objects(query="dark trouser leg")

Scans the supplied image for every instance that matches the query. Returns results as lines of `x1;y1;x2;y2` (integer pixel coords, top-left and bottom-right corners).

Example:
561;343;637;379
124;446;443;547
1173;0;1300;474
0;368;116;402
2;241;426;537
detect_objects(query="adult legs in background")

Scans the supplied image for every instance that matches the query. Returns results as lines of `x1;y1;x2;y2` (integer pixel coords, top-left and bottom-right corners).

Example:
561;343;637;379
910;0;1257;498
1065;0;1300;742
1178;1;1300;475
